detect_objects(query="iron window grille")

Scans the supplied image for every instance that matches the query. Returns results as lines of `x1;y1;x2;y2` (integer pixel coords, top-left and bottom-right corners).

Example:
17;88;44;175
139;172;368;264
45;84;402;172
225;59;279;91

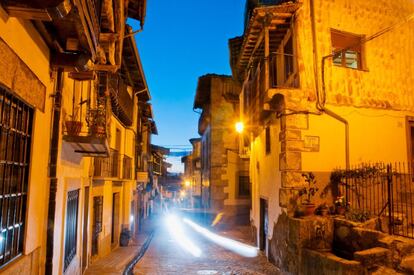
0;86;33;268
64;189;80;271
92;196;103;256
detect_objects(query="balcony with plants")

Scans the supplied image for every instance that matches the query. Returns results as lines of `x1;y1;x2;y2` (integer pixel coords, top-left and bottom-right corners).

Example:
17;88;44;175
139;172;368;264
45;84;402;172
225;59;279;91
63;72;110;157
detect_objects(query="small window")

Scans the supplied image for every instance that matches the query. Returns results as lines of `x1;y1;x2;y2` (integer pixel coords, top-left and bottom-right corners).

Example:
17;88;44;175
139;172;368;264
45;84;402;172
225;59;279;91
64;189;80;271
331;29;364;70
238;176;250;197
265;126;271;154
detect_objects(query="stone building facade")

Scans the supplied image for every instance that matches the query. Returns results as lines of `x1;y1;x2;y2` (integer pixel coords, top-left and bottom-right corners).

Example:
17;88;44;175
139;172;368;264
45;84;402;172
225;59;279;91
229;0;414;272
194;75;250;225
0;1;155;274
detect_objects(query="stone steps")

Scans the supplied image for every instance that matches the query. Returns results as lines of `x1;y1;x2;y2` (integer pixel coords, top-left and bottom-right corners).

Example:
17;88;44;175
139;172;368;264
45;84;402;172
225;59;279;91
353;247;390;269
400;254;414;273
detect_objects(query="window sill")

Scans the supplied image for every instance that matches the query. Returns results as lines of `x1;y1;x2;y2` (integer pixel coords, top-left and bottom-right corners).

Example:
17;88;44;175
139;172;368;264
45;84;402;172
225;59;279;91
333;65;369;72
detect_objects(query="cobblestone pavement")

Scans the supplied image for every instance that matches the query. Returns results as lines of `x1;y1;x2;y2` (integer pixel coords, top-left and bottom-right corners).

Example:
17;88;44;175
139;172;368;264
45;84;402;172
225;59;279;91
133;215;280;275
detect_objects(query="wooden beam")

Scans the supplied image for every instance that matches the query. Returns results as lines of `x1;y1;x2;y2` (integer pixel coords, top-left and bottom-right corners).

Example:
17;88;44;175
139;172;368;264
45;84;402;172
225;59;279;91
93;64;119;72
100;32;119;42
264;21;270;92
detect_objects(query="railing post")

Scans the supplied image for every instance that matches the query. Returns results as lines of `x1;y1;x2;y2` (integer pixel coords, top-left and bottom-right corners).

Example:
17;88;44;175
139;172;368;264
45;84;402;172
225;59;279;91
387;164;393;235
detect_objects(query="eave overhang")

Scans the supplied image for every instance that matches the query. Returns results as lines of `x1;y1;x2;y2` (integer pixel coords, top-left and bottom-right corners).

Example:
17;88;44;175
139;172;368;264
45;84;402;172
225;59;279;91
234;3;301;80
122;25;151;102
127;0;146;27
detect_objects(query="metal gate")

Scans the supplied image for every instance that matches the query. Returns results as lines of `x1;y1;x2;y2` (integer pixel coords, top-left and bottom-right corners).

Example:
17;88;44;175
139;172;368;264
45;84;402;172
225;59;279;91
338;162;414;239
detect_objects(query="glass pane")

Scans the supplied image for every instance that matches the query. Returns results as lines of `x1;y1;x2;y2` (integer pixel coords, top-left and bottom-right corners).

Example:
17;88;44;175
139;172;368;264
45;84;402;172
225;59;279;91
333;51;343;66
345;50;359;69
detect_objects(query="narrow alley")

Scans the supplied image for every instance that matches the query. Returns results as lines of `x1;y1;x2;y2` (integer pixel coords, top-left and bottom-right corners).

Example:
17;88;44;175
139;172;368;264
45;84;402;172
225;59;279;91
133;214;280;275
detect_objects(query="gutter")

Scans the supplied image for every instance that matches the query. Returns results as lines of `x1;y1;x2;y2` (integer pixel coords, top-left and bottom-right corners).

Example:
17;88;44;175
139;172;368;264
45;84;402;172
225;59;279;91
310;0;350;169
45;68;64;274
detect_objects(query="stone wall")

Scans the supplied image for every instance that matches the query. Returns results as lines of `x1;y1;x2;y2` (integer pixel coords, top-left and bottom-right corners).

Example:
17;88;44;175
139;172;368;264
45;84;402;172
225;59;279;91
1;248;40;274
268;214;334;274
0;38;46;111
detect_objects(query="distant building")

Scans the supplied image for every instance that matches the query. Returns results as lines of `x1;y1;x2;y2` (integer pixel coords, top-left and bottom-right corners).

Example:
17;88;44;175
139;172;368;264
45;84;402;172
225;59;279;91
194;74;250;225
181;138;202;207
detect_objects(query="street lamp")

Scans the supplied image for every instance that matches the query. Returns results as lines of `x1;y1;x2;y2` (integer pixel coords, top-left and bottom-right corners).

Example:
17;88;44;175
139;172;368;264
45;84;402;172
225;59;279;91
185;180;191;187
235;121;244;134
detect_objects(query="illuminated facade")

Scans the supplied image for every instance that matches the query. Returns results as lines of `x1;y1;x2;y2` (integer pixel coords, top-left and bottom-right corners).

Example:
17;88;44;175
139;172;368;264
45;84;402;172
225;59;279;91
0;0;155;274
194;74;251;225
229;0;414;270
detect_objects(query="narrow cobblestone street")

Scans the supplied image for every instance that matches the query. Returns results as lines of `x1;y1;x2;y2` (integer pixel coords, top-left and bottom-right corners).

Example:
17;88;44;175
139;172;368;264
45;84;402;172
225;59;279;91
133;215;280;275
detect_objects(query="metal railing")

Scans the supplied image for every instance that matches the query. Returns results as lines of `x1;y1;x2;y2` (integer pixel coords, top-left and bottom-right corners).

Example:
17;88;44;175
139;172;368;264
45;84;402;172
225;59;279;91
64;189;80;271
335;162;414;239
94;149;120;178
0;86;33;268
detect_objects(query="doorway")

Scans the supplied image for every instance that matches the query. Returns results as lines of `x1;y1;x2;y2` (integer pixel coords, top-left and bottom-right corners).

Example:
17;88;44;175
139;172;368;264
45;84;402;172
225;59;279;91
259;198;268;251
92;196;103;256
111;193;120;246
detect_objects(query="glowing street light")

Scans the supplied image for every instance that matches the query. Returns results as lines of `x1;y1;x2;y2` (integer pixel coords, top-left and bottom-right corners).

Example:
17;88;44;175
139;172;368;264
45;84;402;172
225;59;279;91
185;180;191;187
180;190;186;198
235;121;244;134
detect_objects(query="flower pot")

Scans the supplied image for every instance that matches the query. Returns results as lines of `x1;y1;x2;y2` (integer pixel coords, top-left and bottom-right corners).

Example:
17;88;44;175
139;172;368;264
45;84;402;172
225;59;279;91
65;121;82;136
91;125;106;136
336;206;346;215
319;208;329;216
303;203;316;216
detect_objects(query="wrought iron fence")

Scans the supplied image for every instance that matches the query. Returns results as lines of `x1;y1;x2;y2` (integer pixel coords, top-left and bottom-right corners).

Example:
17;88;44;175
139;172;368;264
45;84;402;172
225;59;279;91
336;162;414;239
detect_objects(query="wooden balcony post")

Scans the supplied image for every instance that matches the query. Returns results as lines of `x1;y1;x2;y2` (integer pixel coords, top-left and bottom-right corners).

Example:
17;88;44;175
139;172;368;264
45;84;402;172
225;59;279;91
264;16;271;92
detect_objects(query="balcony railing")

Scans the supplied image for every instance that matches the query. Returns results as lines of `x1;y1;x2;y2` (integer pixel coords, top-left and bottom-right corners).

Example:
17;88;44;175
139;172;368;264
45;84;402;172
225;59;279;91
63;72;110;157
123;156;133;179
243;52;299;127
109;75;134;126
94;150;120;178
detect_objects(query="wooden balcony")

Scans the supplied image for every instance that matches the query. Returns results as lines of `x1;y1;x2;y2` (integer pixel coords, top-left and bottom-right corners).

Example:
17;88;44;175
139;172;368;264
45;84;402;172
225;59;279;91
63;72;110;157
242;53;299;133
109;75;134;126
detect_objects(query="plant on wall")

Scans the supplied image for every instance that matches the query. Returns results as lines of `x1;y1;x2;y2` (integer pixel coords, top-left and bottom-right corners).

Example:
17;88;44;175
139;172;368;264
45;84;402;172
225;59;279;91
299;172;319;204
298;172;319;216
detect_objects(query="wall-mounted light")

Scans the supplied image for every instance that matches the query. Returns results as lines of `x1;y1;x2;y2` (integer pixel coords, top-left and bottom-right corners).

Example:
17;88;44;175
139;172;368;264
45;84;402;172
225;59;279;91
235;122;244;134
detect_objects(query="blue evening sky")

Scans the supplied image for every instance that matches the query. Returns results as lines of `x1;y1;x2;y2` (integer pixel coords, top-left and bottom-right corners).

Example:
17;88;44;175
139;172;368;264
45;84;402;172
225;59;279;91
129;0;245;172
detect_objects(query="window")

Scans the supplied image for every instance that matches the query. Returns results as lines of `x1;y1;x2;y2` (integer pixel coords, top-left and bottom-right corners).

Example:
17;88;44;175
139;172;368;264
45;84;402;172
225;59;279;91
238;175;250;197
265;126;271;154
331;29;364;70
0;87;33;268
284;36;294;80
64;189;80;271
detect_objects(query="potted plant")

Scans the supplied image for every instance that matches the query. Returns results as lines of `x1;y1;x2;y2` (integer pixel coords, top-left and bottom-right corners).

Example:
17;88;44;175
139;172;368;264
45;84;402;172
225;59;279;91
316;203;330;216
334;195;347;215
65;107;82;136
299;172;319;216
89;109;106;136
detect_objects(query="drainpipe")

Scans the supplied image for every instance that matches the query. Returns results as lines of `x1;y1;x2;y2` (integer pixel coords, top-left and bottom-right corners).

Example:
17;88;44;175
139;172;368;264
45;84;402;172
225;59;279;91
45;68;64;275
310;0;350;169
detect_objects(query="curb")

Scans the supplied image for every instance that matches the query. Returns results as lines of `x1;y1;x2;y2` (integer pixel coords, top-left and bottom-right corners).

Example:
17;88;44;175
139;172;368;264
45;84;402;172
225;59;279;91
123;230;155;275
